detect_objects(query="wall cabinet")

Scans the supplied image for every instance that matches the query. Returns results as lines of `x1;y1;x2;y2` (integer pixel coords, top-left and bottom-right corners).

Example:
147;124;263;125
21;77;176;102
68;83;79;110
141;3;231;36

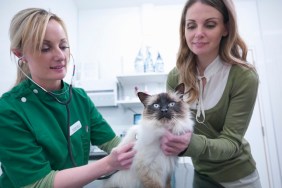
116;72;168;108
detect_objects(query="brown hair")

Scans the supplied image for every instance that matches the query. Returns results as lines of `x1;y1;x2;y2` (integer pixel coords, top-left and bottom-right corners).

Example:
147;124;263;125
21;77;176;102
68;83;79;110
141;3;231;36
177;0;254;103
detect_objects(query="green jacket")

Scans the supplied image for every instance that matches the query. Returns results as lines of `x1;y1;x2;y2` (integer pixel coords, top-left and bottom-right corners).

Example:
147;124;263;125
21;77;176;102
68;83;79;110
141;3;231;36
167;64;259;182
0;80;117;187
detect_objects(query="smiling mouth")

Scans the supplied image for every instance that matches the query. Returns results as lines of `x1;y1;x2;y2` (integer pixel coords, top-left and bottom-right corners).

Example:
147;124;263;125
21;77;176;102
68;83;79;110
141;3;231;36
193;42;207;48
50;65;64;69
193;41;207;44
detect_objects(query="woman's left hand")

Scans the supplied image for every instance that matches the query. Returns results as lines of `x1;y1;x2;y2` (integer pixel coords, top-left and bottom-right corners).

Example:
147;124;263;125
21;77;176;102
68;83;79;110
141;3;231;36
160;131;192;156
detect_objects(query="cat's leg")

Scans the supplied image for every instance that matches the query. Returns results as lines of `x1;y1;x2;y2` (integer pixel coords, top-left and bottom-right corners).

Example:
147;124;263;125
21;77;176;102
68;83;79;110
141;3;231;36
103;170;140;188
165;175;171;188
140;175;163;188
136;161;163;188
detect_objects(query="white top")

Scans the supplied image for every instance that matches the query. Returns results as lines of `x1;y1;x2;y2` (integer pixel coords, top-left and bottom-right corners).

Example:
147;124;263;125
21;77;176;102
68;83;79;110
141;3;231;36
190;56;232;123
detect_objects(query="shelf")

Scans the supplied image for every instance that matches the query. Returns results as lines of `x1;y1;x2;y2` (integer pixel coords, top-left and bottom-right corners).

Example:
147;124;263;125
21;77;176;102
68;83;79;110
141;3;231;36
116;99;142;108
116;72;167;86
116;72;167;108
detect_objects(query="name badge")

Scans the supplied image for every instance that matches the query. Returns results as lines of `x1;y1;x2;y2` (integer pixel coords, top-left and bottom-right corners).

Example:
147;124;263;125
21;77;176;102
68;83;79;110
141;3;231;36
70;121;82;136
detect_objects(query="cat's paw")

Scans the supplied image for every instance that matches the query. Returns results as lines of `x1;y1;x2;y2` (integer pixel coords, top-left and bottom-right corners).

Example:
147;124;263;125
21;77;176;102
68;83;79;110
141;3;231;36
172;123;193;135
119;125;139;146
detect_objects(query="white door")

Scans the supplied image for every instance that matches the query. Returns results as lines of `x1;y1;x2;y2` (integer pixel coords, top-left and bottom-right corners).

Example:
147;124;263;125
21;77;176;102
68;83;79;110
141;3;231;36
245;97;270;188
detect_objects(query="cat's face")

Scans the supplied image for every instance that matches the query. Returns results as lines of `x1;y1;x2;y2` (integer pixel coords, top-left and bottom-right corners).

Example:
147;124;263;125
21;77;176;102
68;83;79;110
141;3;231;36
137;83;190;129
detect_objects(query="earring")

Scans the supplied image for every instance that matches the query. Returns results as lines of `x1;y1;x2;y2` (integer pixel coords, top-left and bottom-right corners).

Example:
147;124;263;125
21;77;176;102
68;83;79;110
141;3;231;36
18;57;27;66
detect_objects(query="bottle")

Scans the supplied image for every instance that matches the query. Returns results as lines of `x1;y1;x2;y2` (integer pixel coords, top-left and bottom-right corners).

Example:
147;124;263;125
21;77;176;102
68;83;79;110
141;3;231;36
155;52;164;72
144;47;155;73
134;49;144;73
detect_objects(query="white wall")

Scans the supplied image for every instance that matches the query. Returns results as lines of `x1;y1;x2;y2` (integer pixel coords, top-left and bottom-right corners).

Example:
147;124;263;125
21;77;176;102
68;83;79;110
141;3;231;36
234;2;271;188
236;1;282;187
77;4;183;81
0;0;78;95
256;2;282;187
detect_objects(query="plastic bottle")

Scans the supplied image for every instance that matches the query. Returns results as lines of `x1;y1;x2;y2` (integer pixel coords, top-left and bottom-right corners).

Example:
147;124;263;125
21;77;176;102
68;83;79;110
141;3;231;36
155;52;164;72
144;47;155;73
134;49;144;73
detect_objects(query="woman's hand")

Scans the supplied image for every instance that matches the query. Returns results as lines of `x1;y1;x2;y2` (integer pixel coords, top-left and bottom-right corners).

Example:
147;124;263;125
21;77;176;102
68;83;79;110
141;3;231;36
107;142;136;171
54;143;136;187
161;131;192;156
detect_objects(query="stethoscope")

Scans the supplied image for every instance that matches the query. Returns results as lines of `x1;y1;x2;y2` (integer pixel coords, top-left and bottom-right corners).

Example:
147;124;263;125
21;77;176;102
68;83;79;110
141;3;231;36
17;56;117;179
17;55;78;167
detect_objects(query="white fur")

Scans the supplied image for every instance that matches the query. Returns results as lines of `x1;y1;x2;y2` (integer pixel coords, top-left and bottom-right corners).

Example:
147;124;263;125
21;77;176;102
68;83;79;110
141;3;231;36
103;105;193;188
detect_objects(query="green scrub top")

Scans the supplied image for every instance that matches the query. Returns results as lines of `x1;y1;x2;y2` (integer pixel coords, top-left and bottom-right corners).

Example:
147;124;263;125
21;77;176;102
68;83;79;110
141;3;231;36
0;79;116;188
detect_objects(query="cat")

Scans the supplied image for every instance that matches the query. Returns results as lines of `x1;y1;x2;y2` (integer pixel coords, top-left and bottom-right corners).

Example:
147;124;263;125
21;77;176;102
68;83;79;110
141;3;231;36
103;83;194;188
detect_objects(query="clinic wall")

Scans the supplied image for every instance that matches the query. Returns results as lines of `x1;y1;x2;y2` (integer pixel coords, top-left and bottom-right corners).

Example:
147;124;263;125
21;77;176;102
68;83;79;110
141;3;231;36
236;1;282;187
256;2;282;187
77;4;184;81
0;0;78;96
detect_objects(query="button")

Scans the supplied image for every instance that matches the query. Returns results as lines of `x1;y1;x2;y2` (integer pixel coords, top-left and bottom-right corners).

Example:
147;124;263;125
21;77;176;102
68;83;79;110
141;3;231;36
21;97;27;102
33;89;38;94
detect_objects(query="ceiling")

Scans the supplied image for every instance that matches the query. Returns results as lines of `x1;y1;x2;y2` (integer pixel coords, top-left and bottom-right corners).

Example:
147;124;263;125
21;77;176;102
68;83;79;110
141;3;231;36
73;0;186;10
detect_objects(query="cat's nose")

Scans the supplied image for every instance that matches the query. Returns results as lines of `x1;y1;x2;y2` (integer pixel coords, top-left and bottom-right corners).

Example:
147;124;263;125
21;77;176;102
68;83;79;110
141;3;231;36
161;108;168;113
160;107;171;119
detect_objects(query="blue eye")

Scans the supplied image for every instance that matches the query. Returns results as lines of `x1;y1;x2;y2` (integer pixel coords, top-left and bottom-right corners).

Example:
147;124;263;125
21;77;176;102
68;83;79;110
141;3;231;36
168;102;175;107
153;104;160;108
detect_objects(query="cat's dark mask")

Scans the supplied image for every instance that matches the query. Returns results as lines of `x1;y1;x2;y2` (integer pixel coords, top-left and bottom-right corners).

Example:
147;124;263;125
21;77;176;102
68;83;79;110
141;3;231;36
137;83;185;106
137;83;185;121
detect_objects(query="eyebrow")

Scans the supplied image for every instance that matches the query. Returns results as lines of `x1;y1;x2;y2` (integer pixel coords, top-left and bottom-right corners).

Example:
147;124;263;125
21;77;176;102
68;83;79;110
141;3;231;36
186;17;222;22
42;39;68;44
206;17;222;21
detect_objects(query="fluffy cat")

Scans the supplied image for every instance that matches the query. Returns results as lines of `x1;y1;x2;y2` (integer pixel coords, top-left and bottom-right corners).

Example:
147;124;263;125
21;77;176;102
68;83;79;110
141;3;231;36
103;83;194;188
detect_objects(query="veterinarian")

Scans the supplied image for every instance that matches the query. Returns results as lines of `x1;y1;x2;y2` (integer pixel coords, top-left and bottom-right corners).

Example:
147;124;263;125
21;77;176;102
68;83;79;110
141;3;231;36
162;0;262;187
0;8;136;188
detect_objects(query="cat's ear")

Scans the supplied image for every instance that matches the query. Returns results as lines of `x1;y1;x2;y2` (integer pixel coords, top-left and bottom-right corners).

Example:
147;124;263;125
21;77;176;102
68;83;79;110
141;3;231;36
175;83;185;95
137;92;150;106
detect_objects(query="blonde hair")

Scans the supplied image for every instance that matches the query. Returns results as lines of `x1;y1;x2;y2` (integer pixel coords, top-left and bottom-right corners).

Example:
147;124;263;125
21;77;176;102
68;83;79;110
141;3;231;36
9;8;69;85
177;0;254;103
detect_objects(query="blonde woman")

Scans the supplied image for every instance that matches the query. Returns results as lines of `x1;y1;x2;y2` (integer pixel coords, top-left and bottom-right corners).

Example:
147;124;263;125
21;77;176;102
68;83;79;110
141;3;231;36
0;8;135;188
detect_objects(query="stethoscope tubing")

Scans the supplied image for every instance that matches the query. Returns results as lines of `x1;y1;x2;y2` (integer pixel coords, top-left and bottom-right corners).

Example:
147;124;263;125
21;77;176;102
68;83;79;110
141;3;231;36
16;56;116;178
46;85;77;167
16;56;78;167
